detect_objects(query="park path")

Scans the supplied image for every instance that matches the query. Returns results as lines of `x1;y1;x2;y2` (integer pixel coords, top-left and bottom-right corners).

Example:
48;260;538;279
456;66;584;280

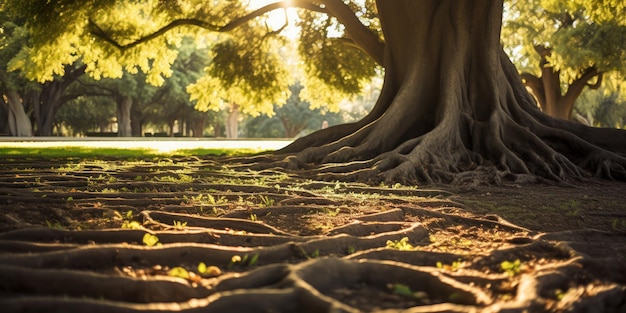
0;155;624;312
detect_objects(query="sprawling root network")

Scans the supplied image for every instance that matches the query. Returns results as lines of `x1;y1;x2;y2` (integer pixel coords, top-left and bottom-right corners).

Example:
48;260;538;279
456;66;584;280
1;158;625;312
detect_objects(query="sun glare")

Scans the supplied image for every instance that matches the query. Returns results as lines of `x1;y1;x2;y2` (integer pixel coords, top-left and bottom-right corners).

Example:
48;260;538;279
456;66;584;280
249;0;299;38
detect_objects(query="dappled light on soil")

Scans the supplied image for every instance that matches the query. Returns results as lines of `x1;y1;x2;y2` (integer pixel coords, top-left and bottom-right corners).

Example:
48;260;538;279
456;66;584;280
0;155;625;312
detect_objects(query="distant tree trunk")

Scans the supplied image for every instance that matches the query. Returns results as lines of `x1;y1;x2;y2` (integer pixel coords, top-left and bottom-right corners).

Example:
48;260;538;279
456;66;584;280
189;114;207;137
279;116;305;138
521;46;602;121
226;103;239;139
4;89;33;136
130;107;143;137
214;122;224;137
116;96;132;137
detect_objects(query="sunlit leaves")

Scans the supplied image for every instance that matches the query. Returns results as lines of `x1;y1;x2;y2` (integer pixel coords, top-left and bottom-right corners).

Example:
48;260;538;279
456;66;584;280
2;0;380;118
503;0;626;83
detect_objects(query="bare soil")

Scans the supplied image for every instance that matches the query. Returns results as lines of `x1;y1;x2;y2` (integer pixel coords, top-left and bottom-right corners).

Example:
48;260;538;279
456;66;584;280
0;155;625;312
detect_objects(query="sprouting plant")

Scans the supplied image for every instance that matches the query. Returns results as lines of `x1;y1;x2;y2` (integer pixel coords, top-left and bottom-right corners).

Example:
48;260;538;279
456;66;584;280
311;249;320;258
249;214;258;222
227;254;260;269
500;259;522;276
122;220;142;229
297;247;320;259
142;233;161;246
248;254;260;266
197;262;222;277
347;246;356;255
388;284;429;301
173;220;187;230
334;181;343;190
554;289;566;301
436;259;464;271
258;195;274;206
46;220;64;229
207;194;216;204
326;208;341;217
386;237;415;250
66;196;74;202
168;266;190;279
124;210;133;220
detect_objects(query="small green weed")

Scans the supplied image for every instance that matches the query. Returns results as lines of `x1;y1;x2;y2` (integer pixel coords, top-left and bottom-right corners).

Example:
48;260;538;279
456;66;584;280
388;284;428;301
500;259;522;276
436;259;464;271
142;233;161;246
46;220;64;229
168;267;190;279
258;195;274;206
386;237;415;250
121;220;142;229
228;254;260;269
197;262;222;276
347;246;356;255
173;220;187;230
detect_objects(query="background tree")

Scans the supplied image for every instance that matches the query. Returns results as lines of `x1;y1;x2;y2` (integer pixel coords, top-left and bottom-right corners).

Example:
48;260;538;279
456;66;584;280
0;16;33;136
573;75;626;128
55;96;116;136
503;0;626;121
4;0;625;184
245;82;344;138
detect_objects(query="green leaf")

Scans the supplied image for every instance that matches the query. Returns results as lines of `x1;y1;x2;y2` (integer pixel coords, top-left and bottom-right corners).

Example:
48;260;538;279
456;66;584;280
248;254;260;267
168;267;189;279
197;262;207;273
142;233;160;247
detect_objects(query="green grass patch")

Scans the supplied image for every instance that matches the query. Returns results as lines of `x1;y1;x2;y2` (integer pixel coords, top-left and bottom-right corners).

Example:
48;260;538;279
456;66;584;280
0;147;262;160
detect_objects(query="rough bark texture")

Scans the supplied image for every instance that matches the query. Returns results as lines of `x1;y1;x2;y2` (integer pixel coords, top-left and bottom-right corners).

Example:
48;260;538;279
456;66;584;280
226;103;239;139
276;0;626;185
5;89;33;136
31;65;86;136
116;96;133;137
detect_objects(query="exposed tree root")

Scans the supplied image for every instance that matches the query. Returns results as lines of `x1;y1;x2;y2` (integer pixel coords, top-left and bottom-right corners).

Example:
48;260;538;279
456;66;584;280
1;157;625;312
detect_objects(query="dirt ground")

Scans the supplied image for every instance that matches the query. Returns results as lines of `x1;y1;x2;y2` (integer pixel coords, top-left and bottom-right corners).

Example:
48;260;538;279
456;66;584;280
0;155;625;312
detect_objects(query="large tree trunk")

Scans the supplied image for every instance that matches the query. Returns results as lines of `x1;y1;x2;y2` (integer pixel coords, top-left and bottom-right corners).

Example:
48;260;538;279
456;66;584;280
116;96;132;137
4;90;33;136
276;0;626;185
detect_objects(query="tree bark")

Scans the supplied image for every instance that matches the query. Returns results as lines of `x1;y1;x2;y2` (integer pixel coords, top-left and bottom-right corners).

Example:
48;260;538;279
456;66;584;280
275;0;626;184
522;47;602;121
226;103;239;139
4;89;33;136
116;96;132;137
31;65;86;136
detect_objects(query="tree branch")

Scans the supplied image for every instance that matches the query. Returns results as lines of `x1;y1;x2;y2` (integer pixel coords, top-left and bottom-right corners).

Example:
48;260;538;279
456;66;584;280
89;1;328;51
320;0;384;66
562;67;601;107
89;0;384;66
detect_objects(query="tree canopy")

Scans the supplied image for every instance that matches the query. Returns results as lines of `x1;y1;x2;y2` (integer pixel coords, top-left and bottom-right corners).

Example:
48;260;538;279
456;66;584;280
2;0;379;118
